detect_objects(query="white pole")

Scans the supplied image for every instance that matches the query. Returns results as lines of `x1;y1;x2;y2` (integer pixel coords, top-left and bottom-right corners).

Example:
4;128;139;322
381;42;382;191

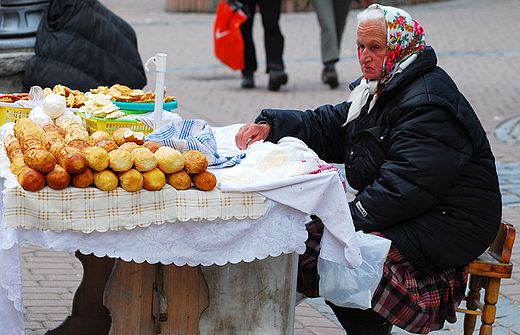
144;53;168;130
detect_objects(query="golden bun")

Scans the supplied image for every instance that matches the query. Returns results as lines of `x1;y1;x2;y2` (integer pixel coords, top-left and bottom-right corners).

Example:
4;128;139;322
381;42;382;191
142;167;165;191
167;170;192;190
93;170;118;191
182;150;208;174
192;170;217;191
18;166;45;191
118;169;144;192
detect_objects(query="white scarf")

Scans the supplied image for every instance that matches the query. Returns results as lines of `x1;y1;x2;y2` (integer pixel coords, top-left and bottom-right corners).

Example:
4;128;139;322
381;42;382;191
343;54;418;126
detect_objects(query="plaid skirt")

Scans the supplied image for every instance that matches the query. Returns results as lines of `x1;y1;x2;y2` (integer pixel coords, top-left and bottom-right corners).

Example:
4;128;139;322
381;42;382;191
297;217;469;334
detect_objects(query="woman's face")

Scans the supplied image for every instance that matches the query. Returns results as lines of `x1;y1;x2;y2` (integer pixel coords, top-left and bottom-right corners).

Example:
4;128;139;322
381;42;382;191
357;20;387;80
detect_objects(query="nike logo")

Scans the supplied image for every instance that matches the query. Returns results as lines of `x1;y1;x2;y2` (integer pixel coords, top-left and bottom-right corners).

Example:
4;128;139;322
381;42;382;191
215;29;230;39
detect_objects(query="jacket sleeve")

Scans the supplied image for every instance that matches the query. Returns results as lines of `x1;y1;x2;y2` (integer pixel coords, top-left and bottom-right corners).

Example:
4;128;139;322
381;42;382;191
254;101;350;163
351;104;473;232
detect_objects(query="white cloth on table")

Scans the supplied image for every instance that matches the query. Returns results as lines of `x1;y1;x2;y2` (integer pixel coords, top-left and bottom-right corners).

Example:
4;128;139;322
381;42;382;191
218;136;362;269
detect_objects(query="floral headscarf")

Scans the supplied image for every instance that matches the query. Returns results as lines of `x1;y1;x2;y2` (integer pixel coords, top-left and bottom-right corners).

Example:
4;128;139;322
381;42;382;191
344;4;426;125
373;4;426;86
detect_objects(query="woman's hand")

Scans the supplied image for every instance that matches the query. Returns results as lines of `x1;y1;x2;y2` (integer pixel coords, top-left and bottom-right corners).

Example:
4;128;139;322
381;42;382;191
235;122;270;150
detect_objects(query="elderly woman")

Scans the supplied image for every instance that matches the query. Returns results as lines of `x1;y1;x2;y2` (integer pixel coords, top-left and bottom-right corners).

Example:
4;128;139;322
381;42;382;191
235;4;502;335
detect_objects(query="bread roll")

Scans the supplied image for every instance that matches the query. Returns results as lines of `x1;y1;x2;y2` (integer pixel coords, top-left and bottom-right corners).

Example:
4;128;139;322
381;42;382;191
142;167;165;191
71;168;94;188
6;139;21;158
57;147;88;174
41;131;66;149
123;129;145;145
155;147;185;174
89;130;111;146
18;166;45;191
3;134;19;149
93;169;118;191
109;149;134;172
57;118;77;132
112;127;132;146
67;138;91;152
96;139;119;153
83;146;110;171
46;164;71;190
9;148;23;162
182;150;208;174
14;118;44;139
119;169;143;192
133;147;158;172
119;142;139;153
42;124;66;138
48;140;67;159
192;170;217;191
10;155;26;175
143;141;161;153
23;149;57;173
167;170;192;190
65;128;90;143
20;135;45;153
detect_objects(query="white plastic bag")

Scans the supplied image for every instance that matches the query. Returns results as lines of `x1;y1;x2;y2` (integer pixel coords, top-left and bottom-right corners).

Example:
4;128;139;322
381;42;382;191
318;231;391;309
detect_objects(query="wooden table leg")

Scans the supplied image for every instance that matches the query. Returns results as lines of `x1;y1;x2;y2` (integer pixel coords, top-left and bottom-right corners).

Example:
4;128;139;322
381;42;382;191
103;260;209;335
46;252;116;335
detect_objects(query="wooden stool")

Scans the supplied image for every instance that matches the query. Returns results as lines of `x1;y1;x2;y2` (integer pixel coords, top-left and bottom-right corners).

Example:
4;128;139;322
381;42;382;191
456;221;516;335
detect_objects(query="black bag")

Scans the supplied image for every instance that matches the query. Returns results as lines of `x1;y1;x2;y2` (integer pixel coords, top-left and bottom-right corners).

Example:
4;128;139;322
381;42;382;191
23;0;147;92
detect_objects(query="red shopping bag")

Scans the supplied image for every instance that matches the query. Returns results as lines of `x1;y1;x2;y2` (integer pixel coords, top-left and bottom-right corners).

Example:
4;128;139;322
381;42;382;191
213;0;248;70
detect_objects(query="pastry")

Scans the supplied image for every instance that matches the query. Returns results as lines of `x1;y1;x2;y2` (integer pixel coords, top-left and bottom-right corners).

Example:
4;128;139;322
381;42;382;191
142;167;166;191
23;149;57;174
166;170;192;190
155;146;185;174
83;146;110;171
71;168;94;188
96;139;119;153
119;168;144;192
18;166;45;191
192;170;217;191
57;146;88;174
89;130;111;146
143;141;161;153
93;169;118;191
119;142;139;153
67;138;91;151
112;127;132;146
109;149;134;172
133;147;158;172
46;164;71;190
182;150;208;174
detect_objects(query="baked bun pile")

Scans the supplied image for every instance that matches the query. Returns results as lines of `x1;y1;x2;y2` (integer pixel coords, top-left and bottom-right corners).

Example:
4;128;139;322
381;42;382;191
5;119;218;192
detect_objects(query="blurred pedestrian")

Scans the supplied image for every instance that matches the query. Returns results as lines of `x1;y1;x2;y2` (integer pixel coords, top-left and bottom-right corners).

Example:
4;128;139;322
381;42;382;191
312;0;352;89
238;0;288;91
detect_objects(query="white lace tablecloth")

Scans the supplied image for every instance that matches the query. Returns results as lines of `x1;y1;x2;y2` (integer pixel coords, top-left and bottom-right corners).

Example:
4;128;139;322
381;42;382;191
0;124;360;334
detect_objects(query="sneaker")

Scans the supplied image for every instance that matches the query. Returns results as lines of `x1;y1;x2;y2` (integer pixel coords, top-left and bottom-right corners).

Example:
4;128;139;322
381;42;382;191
268;70;288;91
241;74;254;88
322;67;339;88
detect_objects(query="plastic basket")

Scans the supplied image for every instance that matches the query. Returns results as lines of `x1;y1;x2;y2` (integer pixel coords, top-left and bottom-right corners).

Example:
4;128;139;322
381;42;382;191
0;105;31;125
78;112;153;135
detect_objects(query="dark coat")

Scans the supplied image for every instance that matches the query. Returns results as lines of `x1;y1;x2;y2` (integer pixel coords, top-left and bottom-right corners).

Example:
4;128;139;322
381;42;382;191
255;47;501;274
23;0;146;92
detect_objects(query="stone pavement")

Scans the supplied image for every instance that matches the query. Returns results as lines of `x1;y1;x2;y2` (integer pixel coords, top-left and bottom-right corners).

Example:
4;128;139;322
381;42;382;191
20;0;520;334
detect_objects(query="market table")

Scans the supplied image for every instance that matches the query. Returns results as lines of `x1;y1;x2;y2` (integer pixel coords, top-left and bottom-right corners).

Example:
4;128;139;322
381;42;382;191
0;124;360;335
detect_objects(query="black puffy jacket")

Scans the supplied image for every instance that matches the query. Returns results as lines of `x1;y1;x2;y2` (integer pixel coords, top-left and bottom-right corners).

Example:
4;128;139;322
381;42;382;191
23;0;146;92
255;47;501;274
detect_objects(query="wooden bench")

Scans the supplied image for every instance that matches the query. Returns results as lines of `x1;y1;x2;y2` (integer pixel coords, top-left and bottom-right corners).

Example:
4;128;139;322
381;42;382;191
456;221;516;335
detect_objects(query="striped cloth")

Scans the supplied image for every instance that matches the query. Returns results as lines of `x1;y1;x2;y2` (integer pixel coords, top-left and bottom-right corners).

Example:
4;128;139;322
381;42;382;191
297;218;468;334
144;119;245;168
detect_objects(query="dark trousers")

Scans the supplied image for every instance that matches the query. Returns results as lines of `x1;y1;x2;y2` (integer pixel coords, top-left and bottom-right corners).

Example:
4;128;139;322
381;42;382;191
326;301;393;335
239;0;284;75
